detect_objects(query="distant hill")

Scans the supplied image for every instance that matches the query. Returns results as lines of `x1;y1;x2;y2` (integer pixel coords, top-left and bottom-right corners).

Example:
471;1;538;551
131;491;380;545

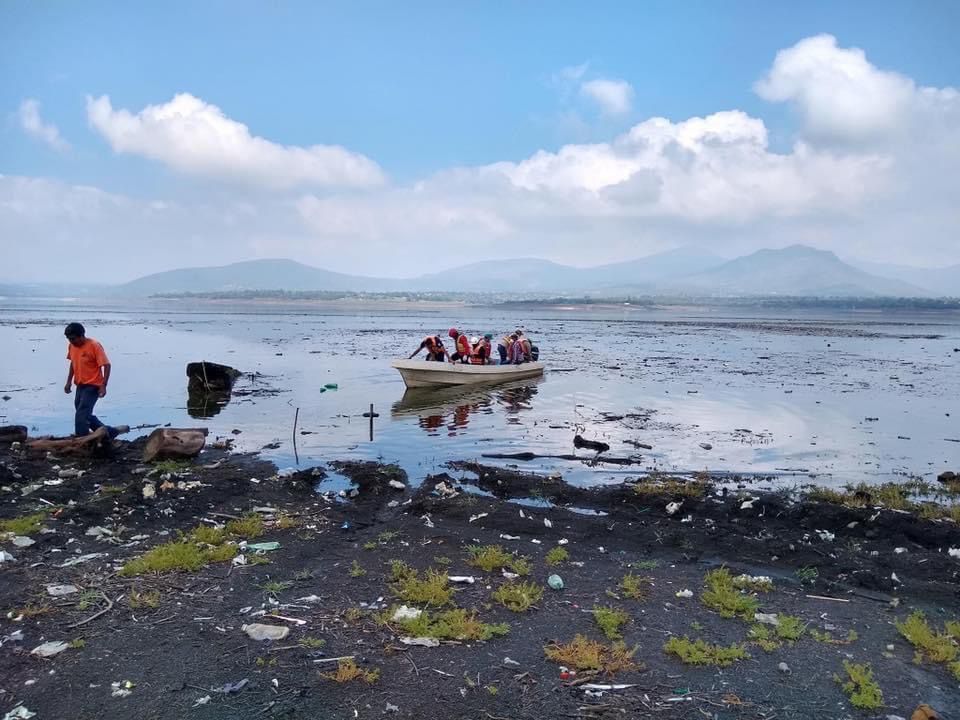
665;245;928;297
848;259;957;297
111;259;399;296
8;246;946;299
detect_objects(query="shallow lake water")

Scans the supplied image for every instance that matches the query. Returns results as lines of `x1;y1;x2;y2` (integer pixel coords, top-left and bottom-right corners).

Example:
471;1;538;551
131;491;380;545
1;298;958;490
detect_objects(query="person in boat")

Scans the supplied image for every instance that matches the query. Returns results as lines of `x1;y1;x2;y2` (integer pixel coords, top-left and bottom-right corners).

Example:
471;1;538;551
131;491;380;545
507;333;526;364
409;334;448;362
448;328;473;364
497;333;514;364
514;330;539;362
470;334;494;365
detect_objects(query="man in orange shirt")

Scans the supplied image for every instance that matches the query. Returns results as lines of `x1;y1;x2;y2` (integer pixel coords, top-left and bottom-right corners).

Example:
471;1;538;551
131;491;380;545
64;322;124;438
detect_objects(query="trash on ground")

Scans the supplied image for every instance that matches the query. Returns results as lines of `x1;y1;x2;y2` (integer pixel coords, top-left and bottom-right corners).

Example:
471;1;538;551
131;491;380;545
246;542;280;552
31;640;70;658
666;501;682;515
111;680;135;697
400;636;440;647
675;589;694;599
58;553;106;567
214;678;249;694
755;613;779;626
0;550;15;563
447;576;475;584
547;574;564;590
388;480;406;490
392;605;422;622
242;623;290;641
46;584;79;597
2;705;36;720
11;536;34;548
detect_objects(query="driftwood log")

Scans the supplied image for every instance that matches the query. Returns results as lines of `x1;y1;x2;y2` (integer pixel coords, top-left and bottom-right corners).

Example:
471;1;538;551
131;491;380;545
26;426;112;455
143;427;209;462
186;362;241;393
0;425;28;444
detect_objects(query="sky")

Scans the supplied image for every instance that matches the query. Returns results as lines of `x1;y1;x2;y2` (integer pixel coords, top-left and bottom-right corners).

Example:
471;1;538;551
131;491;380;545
1;0;959;283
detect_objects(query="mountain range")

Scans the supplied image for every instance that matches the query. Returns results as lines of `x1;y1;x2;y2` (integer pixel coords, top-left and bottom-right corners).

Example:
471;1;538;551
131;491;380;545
2;245;953;299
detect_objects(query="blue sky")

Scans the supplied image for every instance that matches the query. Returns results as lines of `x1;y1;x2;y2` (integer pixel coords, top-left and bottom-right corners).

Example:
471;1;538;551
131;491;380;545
2;1;959;281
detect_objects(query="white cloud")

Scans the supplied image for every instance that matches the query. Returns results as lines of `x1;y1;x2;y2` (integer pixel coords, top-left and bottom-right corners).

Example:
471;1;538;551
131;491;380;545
580;78;634;115
754;34;959;146
85;93;386;190
4;36;960;282
18;99;69;151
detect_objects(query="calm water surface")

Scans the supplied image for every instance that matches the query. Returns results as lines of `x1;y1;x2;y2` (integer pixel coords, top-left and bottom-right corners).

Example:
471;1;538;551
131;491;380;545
1;299;958;490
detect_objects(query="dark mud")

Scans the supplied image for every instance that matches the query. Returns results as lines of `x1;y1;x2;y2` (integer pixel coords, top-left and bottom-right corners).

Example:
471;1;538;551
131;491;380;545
1;443;959;720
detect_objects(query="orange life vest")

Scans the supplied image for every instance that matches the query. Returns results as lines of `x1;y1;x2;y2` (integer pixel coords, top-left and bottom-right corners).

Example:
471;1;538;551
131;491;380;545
456;334;472;357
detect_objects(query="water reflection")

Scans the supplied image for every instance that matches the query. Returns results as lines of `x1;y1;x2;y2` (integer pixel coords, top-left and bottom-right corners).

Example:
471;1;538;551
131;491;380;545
186;388;233;418
391;379;542;436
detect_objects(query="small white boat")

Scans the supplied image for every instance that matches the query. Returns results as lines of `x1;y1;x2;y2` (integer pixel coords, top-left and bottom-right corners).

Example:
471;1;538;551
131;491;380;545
391;359;545;388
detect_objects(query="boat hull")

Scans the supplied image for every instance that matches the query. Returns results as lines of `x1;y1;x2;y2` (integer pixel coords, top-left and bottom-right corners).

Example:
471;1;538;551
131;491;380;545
390;360;545;388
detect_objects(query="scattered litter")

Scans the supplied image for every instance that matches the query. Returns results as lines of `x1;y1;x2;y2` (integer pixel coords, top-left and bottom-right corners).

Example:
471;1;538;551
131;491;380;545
421;514;435;528
111;680;135;697
58;468;85;479
385;702;399;713
295;595;323;603
252;506;278;514
1;630;24;647
891;572;901;584
557;538;569;545
232;554;247;566
499;534;520;541
46;584;79;597
392;606;422;622
31;640;70;658
242;623;290;641
448;576;475;584
193;696;211;707
815;530;835;542
2;705;36;720
778;662;791;674
502;657;521;668
11;536;34;548
666;501;683;516
468;513;488;523
740;499;756;510
948;548;960;559
85;526;112;538
675;589;693;599
247;542;280;552
580;684;637;691
388;480;406;491
894;547;907;554
141;483;156;499
266;614;307;626
699;443;713;450
547;574;564;590
400;636;440;647
0;550;15;563
502;570;519;580
755;613;779;626
59;553;106;567
434;481;459;498
544;518;553;528
214;678;249;694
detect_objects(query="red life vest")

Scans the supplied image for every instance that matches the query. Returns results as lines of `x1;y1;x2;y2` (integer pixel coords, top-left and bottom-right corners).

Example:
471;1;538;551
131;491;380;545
456;334;472;357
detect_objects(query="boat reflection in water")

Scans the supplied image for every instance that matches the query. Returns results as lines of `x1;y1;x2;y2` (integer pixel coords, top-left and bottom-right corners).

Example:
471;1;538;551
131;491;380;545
391;378;543;436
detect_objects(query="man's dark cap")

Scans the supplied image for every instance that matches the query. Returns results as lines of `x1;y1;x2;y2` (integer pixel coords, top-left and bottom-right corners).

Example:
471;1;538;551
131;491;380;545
64;322;85;338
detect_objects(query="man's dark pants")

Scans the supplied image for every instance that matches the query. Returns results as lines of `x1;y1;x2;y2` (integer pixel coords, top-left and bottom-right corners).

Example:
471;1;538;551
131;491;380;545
74;384;115;437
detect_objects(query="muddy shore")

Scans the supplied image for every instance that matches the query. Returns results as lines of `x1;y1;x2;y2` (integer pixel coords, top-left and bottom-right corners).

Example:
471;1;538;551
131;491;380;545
1;441;958;720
